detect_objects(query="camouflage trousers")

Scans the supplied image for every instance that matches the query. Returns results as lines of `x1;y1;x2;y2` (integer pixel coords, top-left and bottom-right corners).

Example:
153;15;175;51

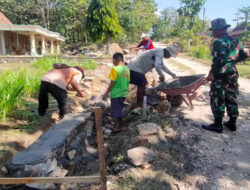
209;75;239;119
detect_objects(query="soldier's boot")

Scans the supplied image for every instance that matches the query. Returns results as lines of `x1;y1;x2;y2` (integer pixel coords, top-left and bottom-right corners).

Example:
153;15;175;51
202;118;223;133
223;117;237;131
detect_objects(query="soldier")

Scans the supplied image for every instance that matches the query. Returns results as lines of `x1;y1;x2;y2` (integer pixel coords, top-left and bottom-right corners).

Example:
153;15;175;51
203;18;249;133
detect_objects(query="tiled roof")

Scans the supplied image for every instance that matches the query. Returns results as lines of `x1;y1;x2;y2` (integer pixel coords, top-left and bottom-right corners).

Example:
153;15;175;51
0;12;12;25
232;23;247;32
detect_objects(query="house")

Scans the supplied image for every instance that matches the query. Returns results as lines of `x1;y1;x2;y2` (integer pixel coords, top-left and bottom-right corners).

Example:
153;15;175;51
228;23;247;38
0;11;64;56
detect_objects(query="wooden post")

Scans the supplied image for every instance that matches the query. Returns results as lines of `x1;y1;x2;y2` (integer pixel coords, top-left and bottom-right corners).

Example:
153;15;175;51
94;107;107;190
0;176;112;184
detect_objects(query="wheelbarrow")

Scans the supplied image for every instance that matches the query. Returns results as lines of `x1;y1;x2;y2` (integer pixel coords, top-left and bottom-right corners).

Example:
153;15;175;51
153;74;207;108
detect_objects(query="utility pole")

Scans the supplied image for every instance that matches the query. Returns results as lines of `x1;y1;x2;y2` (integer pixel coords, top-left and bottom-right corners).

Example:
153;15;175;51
203;7;205;32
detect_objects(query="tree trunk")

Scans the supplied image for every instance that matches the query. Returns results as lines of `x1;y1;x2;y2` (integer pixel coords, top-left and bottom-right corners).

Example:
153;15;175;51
106;32;111;55
85;34;88;44
46;0;50;29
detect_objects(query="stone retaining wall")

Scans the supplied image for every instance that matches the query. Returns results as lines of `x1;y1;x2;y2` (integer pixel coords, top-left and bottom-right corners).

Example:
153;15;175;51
5;112;98;178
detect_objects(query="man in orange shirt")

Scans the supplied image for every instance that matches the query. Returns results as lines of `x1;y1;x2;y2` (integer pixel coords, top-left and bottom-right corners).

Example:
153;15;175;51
38;64;85;119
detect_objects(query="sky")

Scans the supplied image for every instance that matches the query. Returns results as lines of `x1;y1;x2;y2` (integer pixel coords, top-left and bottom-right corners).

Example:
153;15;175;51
155;0;250;29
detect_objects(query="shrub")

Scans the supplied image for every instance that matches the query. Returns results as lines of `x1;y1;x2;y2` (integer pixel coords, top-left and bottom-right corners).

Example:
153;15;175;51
0;71;27;120
191;45;210;59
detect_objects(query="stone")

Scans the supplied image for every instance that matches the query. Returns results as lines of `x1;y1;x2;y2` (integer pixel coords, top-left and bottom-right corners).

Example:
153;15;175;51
137;123;158;136
123;49;129;54
127;147;154;166
155;100;171;114
85;120;94;137
49;166;68;177
84;76;95;81
24;159;57;177
104;128;112;136
109;43;123;55
140;163;153;169
104;124;114;129
86;146;97;155
107;116;113;123
75;106;84;112
1;167;8;175
26;183;56;190
67;150;76;160
104;134;109;140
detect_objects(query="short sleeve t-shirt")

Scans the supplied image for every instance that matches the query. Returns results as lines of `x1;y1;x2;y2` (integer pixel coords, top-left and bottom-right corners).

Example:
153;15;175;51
108;65;130;98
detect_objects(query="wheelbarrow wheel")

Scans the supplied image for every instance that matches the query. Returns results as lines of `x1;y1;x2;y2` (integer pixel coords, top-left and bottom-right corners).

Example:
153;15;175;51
167;95;183;107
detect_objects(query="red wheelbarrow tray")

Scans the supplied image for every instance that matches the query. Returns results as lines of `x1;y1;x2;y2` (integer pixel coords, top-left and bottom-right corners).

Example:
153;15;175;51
156;74;206;107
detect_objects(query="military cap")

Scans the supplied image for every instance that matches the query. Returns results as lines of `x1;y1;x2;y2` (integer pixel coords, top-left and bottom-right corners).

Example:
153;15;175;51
209;18;231;30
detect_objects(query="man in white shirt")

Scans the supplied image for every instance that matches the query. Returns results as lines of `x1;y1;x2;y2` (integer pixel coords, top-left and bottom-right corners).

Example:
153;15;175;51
128;44;178;106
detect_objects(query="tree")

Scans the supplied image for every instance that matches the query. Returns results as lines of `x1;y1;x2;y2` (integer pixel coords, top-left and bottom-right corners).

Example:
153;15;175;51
86;0;122;54
151;8;177;40
177;0;206;29
116;0;157;42
234;6;250;27
51;0;90;43
234;6;250;42
0;0;90;44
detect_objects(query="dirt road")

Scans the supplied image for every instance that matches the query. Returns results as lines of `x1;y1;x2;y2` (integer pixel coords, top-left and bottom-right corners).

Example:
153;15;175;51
155;42;250;189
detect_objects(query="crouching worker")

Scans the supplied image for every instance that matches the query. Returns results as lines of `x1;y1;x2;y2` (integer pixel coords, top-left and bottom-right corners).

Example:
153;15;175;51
38;63;85;119
102;53;130;132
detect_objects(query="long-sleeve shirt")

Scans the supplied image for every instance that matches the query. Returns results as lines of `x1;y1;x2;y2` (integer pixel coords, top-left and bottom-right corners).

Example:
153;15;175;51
127;48;174;78
211;33;244;79
137;39;154;50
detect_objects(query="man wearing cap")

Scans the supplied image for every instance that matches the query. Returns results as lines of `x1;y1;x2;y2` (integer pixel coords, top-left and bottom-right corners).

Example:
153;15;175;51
202;18;249;133
128;45;178;106
136;33;154;52
38;64;85;119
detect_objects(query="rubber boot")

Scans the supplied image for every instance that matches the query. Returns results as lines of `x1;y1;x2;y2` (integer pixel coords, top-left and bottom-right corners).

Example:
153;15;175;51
202;118;223;133
224;117;237;131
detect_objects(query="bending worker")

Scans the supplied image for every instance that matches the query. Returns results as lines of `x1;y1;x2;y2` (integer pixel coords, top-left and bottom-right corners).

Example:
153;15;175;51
38;64;85;119
128;44;178;107
135;33;154;52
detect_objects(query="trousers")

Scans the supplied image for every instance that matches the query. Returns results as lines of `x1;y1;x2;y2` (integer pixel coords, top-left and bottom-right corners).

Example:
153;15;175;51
38;81;68;118
209;75;239;119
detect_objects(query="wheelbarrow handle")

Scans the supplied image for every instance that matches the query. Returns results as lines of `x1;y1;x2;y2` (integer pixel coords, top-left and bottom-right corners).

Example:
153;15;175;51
202;78;210;85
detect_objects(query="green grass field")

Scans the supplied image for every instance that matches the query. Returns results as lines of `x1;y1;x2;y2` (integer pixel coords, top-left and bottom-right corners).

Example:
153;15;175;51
237;64;250;79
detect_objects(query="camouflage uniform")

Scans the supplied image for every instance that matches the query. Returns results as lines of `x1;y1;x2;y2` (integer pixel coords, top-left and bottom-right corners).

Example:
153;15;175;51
210;33;242;119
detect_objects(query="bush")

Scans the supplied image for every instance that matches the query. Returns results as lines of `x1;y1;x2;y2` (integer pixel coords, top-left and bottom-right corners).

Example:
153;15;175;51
191;45;210;59
178;39;190;53
0;71;27;120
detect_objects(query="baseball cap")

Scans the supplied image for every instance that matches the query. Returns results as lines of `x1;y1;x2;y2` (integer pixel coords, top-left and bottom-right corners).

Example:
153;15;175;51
141;33;147;38
165;44;179;58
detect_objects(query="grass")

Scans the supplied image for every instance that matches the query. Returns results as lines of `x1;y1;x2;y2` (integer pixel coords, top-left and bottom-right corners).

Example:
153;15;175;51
180;53;250;78
237;64;250;79
0;56;97;121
